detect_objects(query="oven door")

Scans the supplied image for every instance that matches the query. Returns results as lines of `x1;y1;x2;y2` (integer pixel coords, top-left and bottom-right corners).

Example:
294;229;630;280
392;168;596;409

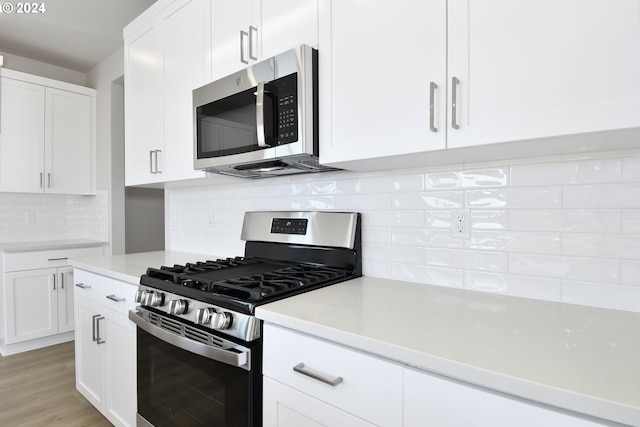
129;309;262;427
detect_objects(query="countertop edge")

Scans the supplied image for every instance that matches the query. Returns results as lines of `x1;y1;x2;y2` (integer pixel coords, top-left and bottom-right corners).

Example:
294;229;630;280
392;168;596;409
0;239;108;253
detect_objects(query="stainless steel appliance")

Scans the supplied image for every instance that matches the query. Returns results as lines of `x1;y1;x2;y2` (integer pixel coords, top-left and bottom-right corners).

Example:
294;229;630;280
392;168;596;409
129;211;362;427
192;45;338;178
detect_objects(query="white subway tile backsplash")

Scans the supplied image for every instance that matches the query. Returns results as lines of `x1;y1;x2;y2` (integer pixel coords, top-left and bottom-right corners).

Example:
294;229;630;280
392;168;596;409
167;148;640;312
0;190;108;245
564;183;640;208
510;158;622;186
622;156;640;182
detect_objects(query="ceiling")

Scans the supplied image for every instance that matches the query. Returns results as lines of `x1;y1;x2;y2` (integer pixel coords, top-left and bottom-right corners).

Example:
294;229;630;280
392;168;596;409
0;0;157;72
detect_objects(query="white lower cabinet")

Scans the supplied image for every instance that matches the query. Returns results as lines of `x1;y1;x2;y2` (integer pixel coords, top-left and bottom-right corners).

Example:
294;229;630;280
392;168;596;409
403;366;609;427
0;245;105;356
262;323;403;427
74;269;137;427
263;377;375;427
4;266;73;344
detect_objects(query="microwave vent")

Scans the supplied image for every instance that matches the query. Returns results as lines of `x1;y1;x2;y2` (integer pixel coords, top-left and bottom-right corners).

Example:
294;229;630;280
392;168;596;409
218;169;258;178
295;159;332;170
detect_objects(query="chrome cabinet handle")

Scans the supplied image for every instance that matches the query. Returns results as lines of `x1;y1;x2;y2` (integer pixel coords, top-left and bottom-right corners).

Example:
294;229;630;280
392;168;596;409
52;274;56;290
95;316;106;345
106;294;125;302
47;257;68;261
155;149;162;173
451;76;460;130
75;283;91;289
240;30;249;64
293;363;343;387
47;172;51;188
40;172;43;188
149;150;155;173
429;81;438;133
249;26;258;60
92;314;100;342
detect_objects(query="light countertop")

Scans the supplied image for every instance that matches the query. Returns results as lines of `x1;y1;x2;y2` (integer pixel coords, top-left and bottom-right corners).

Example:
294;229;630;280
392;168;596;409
0;239;108;253
256;276;640;426
69;250;216;285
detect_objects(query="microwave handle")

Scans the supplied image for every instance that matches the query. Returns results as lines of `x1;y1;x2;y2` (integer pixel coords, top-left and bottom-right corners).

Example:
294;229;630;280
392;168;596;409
256;82;276;148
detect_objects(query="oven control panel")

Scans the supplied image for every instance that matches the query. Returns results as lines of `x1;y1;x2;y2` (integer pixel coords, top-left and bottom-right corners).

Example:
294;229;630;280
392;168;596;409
271;218;308;235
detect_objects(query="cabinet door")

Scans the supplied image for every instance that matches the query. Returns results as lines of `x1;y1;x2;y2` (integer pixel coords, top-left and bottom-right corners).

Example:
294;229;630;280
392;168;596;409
404;367;607;427
103;307;137;427
261;0;318;59
124;23;164;186
318;0;447;170
74;295;106;411
0;77;45;193
211;0;253;79
263;377;375;427
45;88;94;195
447;0;640;149
4;268;58;343
162;0;208;182
57;266;75;333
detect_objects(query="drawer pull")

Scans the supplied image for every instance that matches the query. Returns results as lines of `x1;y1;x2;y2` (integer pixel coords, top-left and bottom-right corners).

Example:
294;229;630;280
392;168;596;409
48;257;68;261
293;363;343;387
75;283;91;289
106;294;126;302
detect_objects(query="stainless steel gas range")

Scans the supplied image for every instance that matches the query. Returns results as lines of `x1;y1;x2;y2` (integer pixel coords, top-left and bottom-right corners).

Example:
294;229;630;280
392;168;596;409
129;211;362;427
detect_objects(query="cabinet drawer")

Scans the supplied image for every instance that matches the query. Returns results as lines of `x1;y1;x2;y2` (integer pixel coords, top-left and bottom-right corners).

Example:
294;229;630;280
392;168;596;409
74;269;137;316
263;324;403;427
4;246;105;271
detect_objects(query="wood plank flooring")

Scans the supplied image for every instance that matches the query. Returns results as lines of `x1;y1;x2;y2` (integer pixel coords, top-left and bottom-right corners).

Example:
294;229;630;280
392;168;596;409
0;342;112;426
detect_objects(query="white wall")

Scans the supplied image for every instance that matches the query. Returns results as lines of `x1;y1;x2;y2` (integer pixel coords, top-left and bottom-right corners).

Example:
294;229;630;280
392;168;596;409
0;52;86;85
166;147;640;313
86;48;126;254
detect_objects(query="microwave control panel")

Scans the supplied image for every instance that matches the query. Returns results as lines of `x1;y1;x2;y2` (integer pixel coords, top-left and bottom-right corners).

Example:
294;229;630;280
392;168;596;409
276;73;298;144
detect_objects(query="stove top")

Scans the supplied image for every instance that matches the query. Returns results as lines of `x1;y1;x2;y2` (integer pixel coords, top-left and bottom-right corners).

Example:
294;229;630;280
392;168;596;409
141;257;350;314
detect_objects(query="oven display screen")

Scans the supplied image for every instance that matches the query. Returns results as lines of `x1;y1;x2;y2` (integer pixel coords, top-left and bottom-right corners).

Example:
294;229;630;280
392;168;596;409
271;218;308;235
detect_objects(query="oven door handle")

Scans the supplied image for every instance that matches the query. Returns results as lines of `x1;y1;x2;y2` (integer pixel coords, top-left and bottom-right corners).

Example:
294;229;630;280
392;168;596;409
129;310;251;370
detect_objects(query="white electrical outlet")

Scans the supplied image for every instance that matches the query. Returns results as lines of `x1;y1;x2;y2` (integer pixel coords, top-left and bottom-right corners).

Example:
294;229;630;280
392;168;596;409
207;211;214;228
170;211;178;227
451;209;470;238
24;212;35;224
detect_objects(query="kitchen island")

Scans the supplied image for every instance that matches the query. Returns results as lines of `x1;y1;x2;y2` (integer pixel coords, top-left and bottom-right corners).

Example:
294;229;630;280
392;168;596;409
256;276;640;426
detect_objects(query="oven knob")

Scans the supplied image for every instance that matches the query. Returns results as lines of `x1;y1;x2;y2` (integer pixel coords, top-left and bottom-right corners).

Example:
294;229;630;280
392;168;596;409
195;308;214;326
210;311;233;330
144;291;165;307
134;289;145;304
195;308;232;330
169;299;189;315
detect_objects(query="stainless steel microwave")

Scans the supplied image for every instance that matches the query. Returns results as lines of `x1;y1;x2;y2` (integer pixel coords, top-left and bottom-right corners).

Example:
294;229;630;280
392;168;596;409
193;45;337;178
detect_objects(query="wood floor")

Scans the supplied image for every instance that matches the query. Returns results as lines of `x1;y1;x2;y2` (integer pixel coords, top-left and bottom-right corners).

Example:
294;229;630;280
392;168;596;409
0;341;112;426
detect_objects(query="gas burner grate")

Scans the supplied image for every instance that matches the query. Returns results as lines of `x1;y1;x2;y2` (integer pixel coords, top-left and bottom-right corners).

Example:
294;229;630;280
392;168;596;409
208;265;348;301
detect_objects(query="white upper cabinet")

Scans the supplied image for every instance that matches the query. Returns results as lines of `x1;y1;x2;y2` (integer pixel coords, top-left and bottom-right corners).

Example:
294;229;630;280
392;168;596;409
447;0;640;149
319;0;640;170
211;0;318;80
0;71;95;195
318;0;447;169
124;0;209;186
45;88;94;194
0;77;45;193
